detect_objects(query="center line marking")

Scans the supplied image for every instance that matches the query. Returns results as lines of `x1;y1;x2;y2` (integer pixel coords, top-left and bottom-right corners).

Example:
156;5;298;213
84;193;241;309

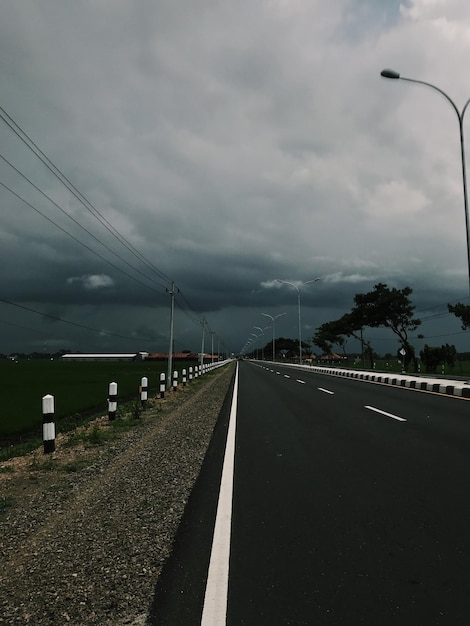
365;405;406;422
284;375;290;379
296;379;305;384
318;387;334;395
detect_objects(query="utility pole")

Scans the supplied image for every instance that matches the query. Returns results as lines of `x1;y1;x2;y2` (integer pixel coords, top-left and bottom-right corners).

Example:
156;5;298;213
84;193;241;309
209;331;216;365
200;317;207;367
166;282;179;389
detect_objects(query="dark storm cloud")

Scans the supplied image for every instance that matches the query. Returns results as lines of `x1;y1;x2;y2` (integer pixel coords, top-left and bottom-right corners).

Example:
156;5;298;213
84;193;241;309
1;0;470;355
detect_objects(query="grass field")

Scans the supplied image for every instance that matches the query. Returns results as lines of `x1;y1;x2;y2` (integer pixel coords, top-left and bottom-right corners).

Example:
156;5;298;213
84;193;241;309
325;358;470;377
0;359;199;439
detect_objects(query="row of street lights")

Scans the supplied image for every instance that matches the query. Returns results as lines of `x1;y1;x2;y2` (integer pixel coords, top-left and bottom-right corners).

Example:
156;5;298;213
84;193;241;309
242;278;321;364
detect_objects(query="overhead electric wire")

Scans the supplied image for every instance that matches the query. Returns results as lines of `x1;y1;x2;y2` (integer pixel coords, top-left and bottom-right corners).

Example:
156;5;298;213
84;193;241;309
0;181;165;298
0;105;172;286
0;297;158;343
0;153;169;293
0;105;230;350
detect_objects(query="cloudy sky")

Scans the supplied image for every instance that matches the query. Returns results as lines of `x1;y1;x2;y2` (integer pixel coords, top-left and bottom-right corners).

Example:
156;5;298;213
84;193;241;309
2;0;470;358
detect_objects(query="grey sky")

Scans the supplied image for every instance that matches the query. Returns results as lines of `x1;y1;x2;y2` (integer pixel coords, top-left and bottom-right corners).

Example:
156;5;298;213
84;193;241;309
1;0;470;357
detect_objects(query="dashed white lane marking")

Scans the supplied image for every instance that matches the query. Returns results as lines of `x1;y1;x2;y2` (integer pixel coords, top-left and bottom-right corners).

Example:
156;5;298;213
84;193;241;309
296;379;305;384
201;363;239;625
364;405;406;422
318;387;334;395
284;375;290;379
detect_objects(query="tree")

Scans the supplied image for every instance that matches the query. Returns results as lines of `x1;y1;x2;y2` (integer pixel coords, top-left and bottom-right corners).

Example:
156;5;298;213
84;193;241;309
312;318;348;355
448;302;470;330
420;343;457;373
313;312;375;368
352;283;421;372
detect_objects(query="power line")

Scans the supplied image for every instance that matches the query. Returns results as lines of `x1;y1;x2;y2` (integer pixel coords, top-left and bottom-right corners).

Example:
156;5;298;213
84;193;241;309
0;297;158;344
0;153;169;292
0;105;172;286
0;181;165;298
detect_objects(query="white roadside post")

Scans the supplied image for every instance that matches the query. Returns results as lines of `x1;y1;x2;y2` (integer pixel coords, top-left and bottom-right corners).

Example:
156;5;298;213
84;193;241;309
140;376;148;407
182;368;187;387
108;382;118;420
42;394;55;454
172;370;178;391
159;372;166;399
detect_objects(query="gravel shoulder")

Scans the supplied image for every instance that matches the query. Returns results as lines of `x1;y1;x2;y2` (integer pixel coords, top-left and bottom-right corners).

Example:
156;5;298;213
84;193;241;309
0;363;235;625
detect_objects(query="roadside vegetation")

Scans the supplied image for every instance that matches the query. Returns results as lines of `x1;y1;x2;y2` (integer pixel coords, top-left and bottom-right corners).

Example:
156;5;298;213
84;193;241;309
0;359;200;461
246;283;470;377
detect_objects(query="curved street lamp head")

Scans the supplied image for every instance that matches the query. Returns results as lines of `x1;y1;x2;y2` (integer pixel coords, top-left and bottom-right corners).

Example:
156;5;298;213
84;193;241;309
262;311;287;321
381;68;400;79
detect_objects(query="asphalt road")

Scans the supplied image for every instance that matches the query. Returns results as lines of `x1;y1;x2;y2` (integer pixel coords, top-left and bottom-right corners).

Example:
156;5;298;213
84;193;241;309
149;360;470;625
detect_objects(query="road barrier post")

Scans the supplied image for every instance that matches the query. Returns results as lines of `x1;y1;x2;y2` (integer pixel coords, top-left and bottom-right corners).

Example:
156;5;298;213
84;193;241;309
42;394;55;454
159;372;166;399
173;370;178;391
140;376;148;407
108;381;118;420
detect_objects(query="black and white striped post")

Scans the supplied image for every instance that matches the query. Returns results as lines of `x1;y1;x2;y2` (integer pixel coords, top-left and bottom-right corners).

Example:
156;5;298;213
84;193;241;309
159;372;166;399
140;376;148;407
172;370;178;391
189;366;193;383
182;368;187;387
108;381;118;420
42;394;55;454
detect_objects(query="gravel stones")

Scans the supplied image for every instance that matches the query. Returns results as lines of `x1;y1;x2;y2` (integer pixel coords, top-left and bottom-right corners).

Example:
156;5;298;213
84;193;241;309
0;364;234;625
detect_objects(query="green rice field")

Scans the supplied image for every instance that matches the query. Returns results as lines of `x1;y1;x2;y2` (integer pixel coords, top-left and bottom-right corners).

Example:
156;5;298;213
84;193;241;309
0;359;199;440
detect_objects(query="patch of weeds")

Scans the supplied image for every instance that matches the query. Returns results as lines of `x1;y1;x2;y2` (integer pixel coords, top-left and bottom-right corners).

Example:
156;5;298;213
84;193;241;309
0;438;43;463
0;495;15;516
63;431;89;448
132;399;142;419
0;465;14;474
29;456;57;472
87;424;113;446
109;417;140;435
63;458;92;473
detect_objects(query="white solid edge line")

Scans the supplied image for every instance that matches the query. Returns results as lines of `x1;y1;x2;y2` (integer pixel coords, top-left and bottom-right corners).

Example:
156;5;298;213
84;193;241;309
201;362;239;625
364;405;406;422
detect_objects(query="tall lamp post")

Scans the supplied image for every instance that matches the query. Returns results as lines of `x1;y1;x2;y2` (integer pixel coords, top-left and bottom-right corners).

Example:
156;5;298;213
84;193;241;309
276;279;320;365
251;332;260;360
261;312;286;362
380;68;470;295
254;326;270;360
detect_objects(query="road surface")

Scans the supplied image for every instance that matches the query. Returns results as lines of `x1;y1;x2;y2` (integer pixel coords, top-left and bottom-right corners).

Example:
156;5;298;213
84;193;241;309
149;360;470;625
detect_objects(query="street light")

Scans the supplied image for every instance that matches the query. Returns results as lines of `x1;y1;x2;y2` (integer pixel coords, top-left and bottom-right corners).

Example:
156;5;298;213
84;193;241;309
254;326;270;360
251;332;261;360
276;278;320;365
380;68;470;295
261;312;286;362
